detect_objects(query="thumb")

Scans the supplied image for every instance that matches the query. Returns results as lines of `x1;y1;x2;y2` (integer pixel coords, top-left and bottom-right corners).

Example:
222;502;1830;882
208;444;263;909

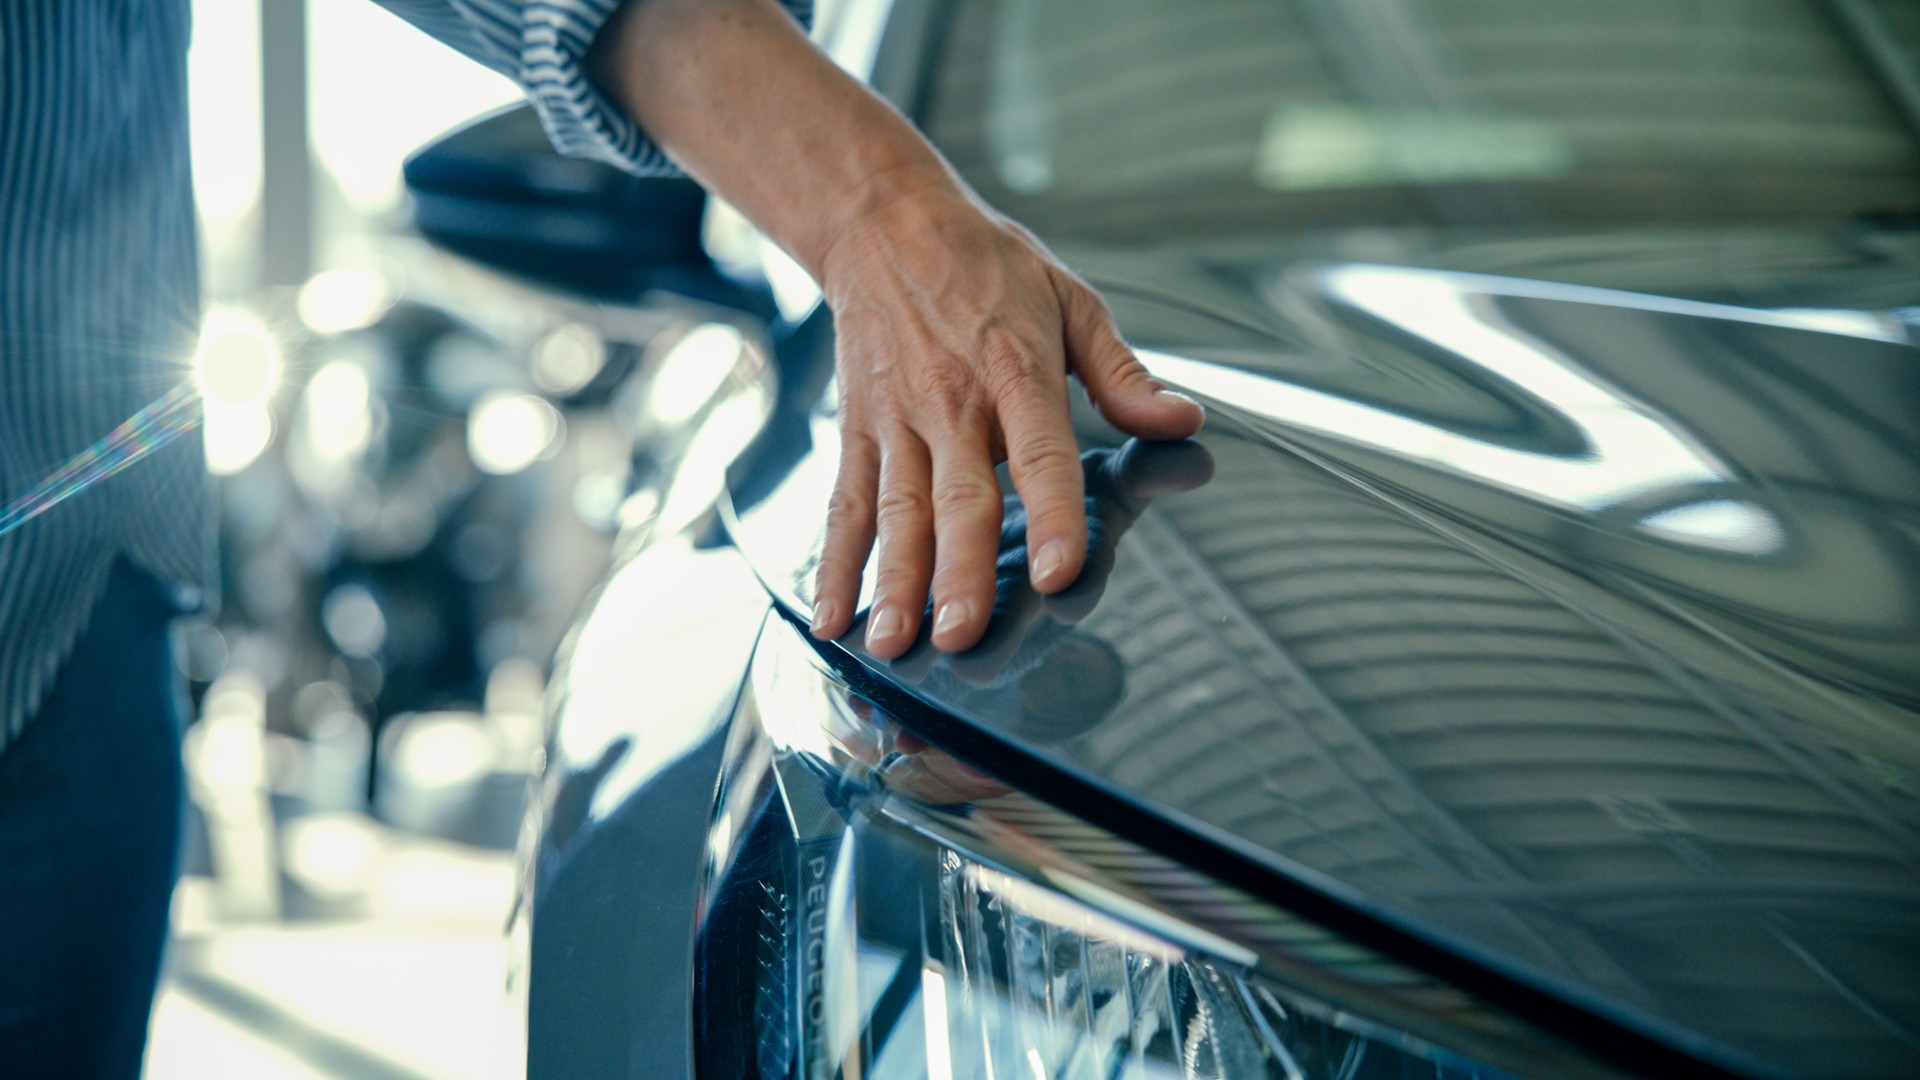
1059;277;1205;440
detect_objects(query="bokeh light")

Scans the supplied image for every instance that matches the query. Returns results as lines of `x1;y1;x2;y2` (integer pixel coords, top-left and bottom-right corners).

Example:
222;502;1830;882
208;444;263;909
195;310;282;406
648;323;745;425
530;324;606;396
467;393;562;475
297;267;397;334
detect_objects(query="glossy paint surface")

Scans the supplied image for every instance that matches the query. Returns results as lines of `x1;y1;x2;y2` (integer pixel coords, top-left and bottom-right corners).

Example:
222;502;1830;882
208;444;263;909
521;520;772;1080
699;614;1618;1080
728;256;1920;1077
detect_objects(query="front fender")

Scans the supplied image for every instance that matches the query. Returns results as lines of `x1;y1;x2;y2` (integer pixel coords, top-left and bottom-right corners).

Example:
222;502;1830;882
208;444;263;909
518;520;770;1080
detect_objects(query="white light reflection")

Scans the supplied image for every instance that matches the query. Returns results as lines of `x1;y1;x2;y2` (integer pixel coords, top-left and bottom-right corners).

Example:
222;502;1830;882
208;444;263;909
1143;265;1782;553
194;311;282;405
184;671;280;919
306;1;520;215
645;323;775;538
187;0;262;247
194;310;282;477
303;360;373;459
386;713;496;790
648;323;745;426
967;864;1186;966
1041;870;1257;968
321;583;386;656
203;402;274;477
531;324;606;396
1639;499;1783;554
1143;347;1721;513
555;536;776;823
467;393;562;475
654;386;770;536
921;968;955;1080
1325;265;1723;507
1255;104;1574;192
280;813;381;901
291;358;375;497
762;241;824;323
297;268;396;334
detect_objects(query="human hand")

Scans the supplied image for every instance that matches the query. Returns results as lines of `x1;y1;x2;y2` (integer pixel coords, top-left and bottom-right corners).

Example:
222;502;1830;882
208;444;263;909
854;440;1212;747
806;190;1204;658
585;0;1199;656
943;439;1215;690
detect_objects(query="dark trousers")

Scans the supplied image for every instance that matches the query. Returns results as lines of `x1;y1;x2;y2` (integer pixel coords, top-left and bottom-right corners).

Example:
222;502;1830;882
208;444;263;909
0;559;185;1079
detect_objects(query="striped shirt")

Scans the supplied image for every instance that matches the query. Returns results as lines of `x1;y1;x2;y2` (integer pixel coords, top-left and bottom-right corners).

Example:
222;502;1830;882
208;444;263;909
0;0;810;752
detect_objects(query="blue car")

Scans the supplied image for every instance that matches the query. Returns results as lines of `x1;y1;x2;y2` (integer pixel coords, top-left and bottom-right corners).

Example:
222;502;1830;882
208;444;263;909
408;2;1920;1077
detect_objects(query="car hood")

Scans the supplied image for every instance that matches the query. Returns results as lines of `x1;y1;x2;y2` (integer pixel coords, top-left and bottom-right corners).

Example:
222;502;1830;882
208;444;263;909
727;248;1920;1078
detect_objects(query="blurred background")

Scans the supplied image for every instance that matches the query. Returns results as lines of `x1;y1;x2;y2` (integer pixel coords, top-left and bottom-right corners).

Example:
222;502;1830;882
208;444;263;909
147;3;686;1075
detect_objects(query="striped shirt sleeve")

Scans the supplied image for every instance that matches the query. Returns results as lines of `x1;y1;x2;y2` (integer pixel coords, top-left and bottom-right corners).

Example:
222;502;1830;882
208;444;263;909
374;0;816;177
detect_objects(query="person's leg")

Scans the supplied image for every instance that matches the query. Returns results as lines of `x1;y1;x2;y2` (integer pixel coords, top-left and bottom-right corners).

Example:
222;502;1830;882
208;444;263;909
0;559;186;1079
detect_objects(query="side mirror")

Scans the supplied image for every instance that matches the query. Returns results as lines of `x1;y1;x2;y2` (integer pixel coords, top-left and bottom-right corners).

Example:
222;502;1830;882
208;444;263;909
404;104;726;303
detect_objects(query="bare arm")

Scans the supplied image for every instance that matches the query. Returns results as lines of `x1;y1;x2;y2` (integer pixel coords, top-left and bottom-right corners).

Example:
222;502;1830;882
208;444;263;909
587;0;1203;658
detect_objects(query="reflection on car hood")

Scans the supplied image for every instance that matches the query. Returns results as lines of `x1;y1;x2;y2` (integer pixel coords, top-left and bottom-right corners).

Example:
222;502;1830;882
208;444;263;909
728;255;1920;1079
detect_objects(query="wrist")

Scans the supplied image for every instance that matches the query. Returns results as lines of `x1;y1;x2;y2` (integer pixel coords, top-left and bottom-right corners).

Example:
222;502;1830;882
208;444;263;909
813;167;988;306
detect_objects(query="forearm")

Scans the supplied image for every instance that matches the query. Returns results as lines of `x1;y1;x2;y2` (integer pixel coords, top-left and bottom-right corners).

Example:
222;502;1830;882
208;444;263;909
586;0;1202;657
584;0;964;287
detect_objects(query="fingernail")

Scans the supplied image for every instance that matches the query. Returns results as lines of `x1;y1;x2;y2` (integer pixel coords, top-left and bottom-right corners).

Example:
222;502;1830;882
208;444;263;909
1155;387;1200;408
933;599;971;638
810;599;838;637
866;607;905;648
1032;541;1068;588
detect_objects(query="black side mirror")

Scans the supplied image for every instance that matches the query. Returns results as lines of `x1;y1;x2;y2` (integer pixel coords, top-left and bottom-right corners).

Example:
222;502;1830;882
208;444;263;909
404;104;733;304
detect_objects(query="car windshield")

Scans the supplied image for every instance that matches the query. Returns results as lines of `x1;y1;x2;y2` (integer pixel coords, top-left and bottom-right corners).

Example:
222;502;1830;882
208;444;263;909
920;0;1920;243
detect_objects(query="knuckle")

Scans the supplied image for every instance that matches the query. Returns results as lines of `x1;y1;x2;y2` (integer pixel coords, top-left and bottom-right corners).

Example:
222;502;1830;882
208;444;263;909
1006;435;1077;484
840;427;881;461
932;470;1000;517
1111;357;1156;390
875;484;933;528
919;363;978;423
1061;275;1103;314
982;333;1051;389
825;484;873;527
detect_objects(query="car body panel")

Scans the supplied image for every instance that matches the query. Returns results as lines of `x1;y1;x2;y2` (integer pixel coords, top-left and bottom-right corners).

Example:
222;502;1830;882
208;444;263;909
523;523;772;1079
508;2;1920;1076
726;255;1920;1077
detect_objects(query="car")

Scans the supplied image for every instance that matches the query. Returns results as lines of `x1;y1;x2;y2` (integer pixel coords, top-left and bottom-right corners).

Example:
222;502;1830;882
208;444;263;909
405;1;1920;1077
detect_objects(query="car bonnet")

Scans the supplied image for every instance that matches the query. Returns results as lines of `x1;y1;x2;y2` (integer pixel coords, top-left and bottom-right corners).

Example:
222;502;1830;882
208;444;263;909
725;258;1920;1079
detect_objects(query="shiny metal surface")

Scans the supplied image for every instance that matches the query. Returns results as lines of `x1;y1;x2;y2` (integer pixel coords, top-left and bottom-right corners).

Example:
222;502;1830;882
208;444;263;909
728;256;1920;1076
521;519;771;1080
511;2;1920;1075
698;613;1625;1080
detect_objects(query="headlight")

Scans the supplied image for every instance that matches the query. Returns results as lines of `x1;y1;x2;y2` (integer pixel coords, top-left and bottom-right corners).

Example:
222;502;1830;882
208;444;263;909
699;616;1620;1080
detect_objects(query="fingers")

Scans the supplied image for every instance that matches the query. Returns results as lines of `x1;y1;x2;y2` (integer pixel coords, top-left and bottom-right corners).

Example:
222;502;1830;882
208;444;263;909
927;419;1003;652
997;369;1088;595
814;230;1193;657
1060;278;1206;440
950;585;1044;686
812;430;880;640
865;431;935;659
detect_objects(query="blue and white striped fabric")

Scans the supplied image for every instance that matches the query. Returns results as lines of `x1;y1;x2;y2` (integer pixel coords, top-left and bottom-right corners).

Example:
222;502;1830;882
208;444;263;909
381;0;814;174
0;0;810;752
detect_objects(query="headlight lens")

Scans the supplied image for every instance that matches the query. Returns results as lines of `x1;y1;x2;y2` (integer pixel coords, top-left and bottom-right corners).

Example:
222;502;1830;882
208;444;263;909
698;617;1609;1080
